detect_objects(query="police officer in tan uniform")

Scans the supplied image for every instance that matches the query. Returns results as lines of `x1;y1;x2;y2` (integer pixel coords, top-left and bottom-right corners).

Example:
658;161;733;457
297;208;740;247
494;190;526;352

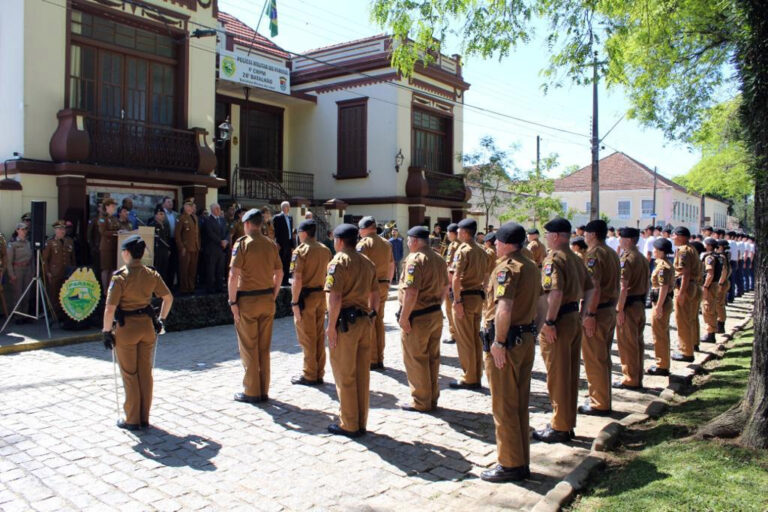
228;209;282;403
715;239;731;333
699;237;722;344
102;235;173;430
450;218;489;389
672;226;701;362
480;222;540;483
7;223;34;319
325;224;379;437
578;220;620;416
175;198;200;294
397;226;448;412
260;206;275;241
442;223;460;345
356;216;394;370
42;220;76;317
614;227;650;389
483;232;498;277
647;237;675;376
527;228;546;268
290;219;332;386
535;217;594;443
99;198;121;294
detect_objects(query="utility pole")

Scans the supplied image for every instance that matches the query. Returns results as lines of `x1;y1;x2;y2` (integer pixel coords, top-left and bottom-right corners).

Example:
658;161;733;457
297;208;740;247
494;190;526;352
590;49;600;221
535;135;541;228
652;166;658;227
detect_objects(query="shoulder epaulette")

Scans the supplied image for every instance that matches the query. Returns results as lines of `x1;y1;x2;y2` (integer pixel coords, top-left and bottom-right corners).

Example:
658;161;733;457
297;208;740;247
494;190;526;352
113;267;126;276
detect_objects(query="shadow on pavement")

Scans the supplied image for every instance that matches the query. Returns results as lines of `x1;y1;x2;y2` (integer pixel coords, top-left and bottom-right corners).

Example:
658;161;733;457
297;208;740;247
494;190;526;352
260;399;334;434
132;426;221;471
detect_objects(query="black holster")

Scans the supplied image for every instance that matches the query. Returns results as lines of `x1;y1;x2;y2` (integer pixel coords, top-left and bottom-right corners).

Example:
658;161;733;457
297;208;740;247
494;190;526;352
482;321;536;352
481;321;495;352
337;307;365;333
298;287;322;311
115;305;156;328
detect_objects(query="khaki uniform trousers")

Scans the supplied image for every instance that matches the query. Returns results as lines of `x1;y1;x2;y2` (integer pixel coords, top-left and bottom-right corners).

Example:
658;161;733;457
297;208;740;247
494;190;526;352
401;310;442;410
178;250;199;293
115;317;156;425
674;285;700;357
444;293;456;340
652;298;673;370
539;311;581;432
485;334;535;468
294;292;327;381
454;294;483;385
717;281;730;323
235;295;275;397
371;282;389;364
47;275;64;317
330;318;372;432
702;284;720;334
616;301;646;387
581;308;616;410
12;264;33;313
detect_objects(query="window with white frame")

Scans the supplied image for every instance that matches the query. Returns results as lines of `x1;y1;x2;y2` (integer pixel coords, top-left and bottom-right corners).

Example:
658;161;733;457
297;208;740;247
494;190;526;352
560;201;568;214
618;200;631;219
641;199;654;217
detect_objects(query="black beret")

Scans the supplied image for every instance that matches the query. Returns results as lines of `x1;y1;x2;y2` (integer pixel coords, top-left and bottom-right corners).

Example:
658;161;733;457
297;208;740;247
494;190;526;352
358;216;376;229
663;225;673;233
333;223;358;241
457;219;477;231
584;219;607;238
690;241;705;254
577;225;586;231
544;217;571;234
717;239;730;248
703;225;713;231
608;226;615;232
655;225;663;231
673;226;691;237
496;222;526;245
716;229;726;236
619;227;640;238
570;236;587;249
242;208;262;224
483;232;497;243
297;219;316;233
653;237;673;253
407;226;430;239
526;227;539;235
645;225;655;230
703;237;717;247
446;223;458;233
121;234;145;251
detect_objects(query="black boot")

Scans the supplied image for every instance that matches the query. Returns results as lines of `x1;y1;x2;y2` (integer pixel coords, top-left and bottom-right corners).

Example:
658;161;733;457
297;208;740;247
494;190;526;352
700;333;716;343
717;321;726;334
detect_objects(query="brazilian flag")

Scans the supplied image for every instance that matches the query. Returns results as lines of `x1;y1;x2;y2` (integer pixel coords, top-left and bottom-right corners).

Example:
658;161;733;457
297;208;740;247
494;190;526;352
268;0;278;37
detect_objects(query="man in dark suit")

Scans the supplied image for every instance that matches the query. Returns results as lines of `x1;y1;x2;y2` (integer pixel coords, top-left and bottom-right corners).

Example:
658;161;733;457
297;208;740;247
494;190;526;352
201;203;230;293
273;200;295;286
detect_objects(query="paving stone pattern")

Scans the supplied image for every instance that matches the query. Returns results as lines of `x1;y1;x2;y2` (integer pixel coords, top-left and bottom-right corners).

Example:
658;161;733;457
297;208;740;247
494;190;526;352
0;292;754;511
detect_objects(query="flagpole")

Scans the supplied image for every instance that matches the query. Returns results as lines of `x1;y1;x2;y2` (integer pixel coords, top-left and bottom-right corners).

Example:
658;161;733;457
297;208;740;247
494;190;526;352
246;0;271;56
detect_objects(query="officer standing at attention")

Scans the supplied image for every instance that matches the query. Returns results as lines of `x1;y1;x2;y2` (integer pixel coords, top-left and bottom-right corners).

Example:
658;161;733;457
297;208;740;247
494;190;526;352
614;227;650;389
442;223;460;345
534;217;594;443
99;198;121;295
480;222;540;483
672;226;701;362
646;237;675;377
483;232;498;278
578;220;620;416
526;228;546;268
324;224;379;437
42;220;76;317
7;223;34;319
450;218;489;390
102;235;173;430
175;198;201;294
356;216;394;371
147;207;172;286
715;239;731;333
699;237;722;344
290;219;332;386
228;209;283;403
397;226;448;412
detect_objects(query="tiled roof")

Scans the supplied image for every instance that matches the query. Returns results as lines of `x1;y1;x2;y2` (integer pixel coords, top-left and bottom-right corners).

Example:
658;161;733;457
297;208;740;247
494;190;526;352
218;11;291;60
554;152;690;193
302;34;390;55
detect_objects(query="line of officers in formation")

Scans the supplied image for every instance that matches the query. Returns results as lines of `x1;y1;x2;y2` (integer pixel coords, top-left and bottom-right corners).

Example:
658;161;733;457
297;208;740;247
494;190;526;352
101;207;749;484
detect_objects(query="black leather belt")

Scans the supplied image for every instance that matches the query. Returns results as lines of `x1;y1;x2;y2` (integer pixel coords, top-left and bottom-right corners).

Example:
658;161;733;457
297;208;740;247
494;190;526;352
650;289;673;304
557;302;579;319
410;304;442;319
597;300;616;310
625;294;646;306
461;289;486;299
378;279;390;283
482;321;537;352
236;288;272;300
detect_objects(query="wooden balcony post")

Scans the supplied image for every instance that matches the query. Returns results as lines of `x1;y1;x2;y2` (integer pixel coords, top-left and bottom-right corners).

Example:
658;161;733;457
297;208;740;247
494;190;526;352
49;109;90;162
192;127;217;175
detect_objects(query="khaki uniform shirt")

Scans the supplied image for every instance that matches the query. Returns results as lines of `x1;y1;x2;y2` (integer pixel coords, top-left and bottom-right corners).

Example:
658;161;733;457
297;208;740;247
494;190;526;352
175;213;200;252
585;242;620;303
528;239;546;266
488;251;542;325
98;213;120;252
399;247;448;310
452;241;488;291
230;233;281;291
484;247;497;279
291;240;332;288
7;239;33;279
718;253;731;282
118;219;133;231
42;237;75;277
356;234;393;282
620;247;650;296
651;258;673;289
444;240;460;270
542;248;594;303
674;244;701;289
106;261;170;310
702;251;718;284
324;249;377;311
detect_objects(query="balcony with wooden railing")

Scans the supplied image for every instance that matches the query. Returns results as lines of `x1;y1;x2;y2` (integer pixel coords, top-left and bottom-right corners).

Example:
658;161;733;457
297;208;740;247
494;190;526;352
406;166;471;203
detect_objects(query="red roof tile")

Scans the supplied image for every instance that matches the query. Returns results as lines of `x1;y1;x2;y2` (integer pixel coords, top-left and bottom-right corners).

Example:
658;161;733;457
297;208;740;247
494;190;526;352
218;11;291;60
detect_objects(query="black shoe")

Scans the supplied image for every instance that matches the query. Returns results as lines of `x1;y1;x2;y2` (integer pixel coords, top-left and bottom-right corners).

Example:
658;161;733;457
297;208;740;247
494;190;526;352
233;392;262;403
327;424;363;438
700;333;715;343
442;338;456;344
480;464;531;483
578;404;611;416
116;420;141;431
357;427;367;435
671;352;694;362
369;362;385;371
532;425;571;444
612;381;643;390
140;421;150;429
291;375;321;386
717;322;726;334
646;366;670;376
449;380;482;390
260;395;269;402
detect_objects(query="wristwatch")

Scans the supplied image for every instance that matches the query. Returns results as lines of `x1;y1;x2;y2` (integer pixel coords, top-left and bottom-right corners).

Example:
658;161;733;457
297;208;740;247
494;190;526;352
492;341;505;349
545;319;556;327
290;302;300;306
228;300;237;306
586;312;596;317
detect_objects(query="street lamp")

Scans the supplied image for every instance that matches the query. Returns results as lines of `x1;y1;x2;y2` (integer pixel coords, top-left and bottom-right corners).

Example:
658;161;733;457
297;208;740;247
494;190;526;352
395;149;404;173
218;116;232;144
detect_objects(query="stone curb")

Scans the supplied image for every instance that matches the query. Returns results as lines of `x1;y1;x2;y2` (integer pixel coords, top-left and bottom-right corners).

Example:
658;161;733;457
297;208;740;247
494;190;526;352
531;456;605;512
0;332;102;356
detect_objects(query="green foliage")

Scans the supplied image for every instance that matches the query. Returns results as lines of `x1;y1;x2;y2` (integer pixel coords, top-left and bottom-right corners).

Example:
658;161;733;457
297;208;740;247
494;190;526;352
463;136;516;229
501;153;565;226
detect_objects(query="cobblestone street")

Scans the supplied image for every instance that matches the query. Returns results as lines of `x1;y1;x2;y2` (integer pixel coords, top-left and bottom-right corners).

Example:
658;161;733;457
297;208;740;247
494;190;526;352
0;292;754;511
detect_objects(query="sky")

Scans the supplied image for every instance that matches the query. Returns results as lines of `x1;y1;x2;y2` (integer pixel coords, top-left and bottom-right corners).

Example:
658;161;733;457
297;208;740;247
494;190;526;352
218;0;702;180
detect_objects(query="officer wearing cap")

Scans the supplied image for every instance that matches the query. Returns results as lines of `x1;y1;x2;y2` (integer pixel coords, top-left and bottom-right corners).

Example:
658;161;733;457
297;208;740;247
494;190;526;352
397;226;449;412
442;224;460;345
578;220;620;416
147;206;172;286
483;232;498;279
325;223;379;437
570;236;588;262
356;216;394;371
699;237;722;344
7;223;33;319
535;217;594;443
289;219;332;386
99;198;121;294
175;198;200;294
647;238;675;376
102;235;173;430
715;239;731;333
614;227;650;389
450;218;489;389
42;220;76;318
672;226;701;362
526;228;546;268
228;209;283;403
480;222;540;482
702;225;714;238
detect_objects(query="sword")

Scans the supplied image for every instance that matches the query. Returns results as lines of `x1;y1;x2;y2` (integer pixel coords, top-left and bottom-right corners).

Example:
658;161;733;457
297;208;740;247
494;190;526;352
111;347;121;423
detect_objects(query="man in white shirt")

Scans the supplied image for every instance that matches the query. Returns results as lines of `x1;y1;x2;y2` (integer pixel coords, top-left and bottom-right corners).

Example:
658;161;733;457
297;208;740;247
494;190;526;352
643;225;656;261
606;227;620;252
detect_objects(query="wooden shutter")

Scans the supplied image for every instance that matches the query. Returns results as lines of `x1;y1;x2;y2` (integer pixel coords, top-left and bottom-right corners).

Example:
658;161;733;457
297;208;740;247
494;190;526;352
336;98;368;178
